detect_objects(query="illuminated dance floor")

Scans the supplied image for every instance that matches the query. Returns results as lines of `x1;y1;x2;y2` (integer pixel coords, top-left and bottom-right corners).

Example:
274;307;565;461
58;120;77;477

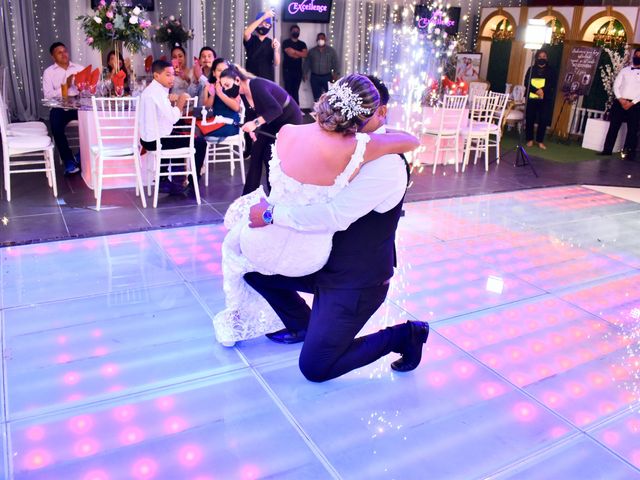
1;185;640;479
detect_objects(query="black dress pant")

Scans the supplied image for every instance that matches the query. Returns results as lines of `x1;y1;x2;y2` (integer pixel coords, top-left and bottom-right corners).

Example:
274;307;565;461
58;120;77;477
244;272;406;382
310;73;332;102
242;133;274;195
50;108;78;168
603;101;640;155
283;69;302;106
140;132;206;180
525;99;551;143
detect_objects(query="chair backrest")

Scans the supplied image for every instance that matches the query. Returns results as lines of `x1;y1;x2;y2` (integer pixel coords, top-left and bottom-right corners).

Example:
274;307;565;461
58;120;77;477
488;91;510;126
468;81;489;105
438;94;468;133
504;83;513;96
469;95;499;133
181;96;197;117
151;103;196;152
91;97;139;153
0;94;10;160
512;85;526;103
0;66;7;104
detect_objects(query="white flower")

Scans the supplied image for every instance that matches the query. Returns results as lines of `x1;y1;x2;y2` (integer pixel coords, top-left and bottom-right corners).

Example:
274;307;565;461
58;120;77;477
94;16;102;24
129;15;138;24
132;6;141;15
169;15;175;21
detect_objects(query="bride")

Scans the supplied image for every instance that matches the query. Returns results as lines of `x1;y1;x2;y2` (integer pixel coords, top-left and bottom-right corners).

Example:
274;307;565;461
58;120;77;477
213;74;419;346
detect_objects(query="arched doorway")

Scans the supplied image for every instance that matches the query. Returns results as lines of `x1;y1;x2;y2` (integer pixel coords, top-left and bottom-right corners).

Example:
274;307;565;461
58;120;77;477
481;12;518;93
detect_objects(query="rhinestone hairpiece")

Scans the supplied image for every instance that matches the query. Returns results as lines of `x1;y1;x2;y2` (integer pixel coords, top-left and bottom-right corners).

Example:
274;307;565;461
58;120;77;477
326;82;371;120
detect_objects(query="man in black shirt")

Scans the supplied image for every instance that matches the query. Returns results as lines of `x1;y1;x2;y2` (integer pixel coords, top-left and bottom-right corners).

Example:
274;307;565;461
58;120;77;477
282;24;307;106
243;10;281;81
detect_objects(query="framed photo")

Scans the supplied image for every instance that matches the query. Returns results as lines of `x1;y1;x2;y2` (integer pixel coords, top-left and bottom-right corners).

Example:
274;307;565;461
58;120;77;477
454;52;482;83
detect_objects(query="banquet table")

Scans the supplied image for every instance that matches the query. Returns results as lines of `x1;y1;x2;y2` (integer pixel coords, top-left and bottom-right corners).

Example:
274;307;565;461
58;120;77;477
42;96;149;190
388;104;469;165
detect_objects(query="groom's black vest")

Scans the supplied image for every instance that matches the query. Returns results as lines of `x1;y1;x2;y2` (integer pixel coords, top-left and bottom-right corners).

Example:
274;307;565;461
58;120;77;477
316;155;409;289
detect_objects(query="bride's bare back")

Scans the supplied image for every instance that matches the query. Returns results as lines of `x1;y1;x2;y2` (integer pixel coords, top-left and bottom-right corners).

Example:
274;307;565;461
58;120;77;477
275;122;419;186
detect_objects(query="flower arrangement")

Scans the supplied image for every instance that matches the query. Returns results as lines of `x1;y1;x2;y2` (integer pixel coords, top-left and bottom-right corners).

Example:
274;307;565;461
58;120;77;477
600;46;629;114
154;15;194;50
77;0;152;54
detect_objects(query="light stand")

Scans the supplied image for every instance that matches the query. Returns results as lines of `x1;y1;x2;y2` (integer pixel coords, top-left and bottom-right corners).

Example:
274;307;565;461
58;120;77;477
506;19;552;177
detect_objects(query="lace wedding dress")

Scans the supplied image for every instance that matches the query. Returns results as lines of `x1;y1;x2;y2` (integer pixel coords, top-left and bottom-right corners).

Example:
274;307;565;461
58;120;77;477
212;132;371;345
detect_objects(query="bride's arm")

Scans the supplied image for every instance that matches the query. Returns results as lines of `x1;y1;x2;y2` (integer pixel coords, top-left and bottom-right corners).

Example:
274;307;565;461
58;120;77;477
363;131;420;163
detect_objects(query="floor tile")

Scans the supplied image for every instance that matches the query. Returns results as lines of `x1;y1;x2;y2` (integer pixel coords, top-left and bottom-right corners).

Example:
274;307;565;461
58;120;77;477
8;372;329;480
141;204;223;229
589;409;640;470
1;231;182;308
62;206;150;237
3;283;242;418
0;213;68;247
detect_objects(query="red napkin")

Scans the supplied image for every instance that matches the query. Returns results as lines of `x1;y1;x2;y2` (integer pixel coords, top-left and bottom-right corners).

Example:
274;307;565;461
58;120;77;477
90;68;100;87
195;120;225;136
144;55;153;73
75;65;92;86
112;70;126;91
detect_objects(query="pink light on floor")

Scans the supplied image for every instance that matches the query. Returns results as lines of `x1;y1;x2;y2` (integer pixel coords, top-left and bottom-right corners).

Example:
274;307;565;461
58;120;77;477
513;402;537;422
453;361;476;379
120;426;145;445
69;415;94;434
23;449;52;470
132;458;159;479
479;382;505;399
178;444;203;467
83;469;110;480
100;363;119;377
63;371;81;385
92;329;103;338
56;353;72;364
240;464;262;480
94;346;109;356
426;371;448;388
57;335;68;345
164;416;188;434
113;405;136;422
156;396;175;411
25;425;46;442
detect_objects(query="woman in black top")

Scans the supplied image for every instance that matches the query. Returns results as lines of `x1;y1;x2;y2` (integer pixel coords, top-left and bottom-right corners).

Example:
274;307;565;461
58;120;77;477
220;65;303;195
524;49;557;149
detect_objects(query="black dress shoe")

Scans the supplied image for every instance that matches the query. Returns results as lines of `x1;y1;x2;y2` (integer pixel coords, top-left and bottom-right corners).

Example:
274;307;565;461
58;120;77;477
391;321;430;372
265;328;306;344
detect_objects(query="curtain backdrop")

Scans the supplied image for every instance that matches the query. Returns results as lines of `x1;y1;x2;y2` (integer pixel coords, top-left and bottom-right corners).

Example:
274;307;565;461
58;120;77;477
1;0;474;120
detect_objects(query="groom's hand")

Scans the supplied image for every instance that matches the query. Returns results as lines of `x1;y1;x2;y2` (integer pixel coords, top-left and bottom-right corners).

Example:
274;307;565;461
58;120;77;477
249;198;270;228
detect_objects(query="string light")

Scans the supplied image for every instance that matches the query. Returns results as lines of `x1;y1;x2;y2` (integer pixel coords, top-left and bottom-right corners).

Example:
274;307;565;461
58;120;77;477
229;0;237;62
7;0;24;91
201;0;207;49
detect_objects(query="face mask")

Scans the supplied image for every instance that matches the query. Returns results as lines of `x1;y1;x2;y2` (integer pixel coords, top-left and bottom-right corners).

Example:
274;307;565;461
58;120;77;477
291;31;300;39
633;56;640;66
256;26;270;35
536;59;547;67
223;84;240;98
317;39;326;47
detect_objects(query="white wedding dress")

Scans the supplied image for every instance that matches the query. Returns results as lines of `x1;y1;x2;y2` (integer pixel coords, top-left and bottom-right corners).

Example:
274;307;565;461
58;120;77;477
212;132;371;345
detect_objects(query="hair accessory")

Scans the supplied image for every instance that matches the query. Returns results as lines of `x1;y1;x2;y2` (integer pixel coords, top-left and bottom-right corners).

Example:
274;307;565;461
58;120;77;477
326;82;371;120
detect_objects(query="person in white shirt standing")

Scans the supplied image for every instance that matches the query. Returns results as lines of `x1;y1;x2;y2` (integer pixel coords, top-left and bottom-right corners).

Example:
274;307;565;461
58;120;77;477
601;48;640;161
139;60;207;196
42;42;84;175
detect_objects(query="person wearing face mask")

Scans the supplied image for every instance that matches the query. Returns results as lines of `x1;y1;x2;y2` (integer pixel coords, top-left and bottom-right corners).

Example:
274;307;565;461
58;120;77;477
219;64;303;195
524;49;557;150
202;58;242;139
601;48;640;161
304;33;340;102
282;24;308;106
243;10;281;81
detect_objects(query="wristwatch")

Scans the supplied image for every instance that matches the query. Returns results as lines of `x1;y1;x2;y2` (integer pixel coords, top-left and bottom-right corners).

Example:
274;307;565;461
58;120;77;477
262;204;274;225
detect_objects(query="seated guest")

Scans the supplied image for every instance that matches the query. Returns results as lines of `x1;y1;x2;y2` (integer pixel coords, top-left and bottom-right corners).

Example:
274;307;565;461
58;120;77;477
202;58;241;138
170;45;193;96
190;46;217;106
42;42;84;175
139;60;207;196
105;50;130;94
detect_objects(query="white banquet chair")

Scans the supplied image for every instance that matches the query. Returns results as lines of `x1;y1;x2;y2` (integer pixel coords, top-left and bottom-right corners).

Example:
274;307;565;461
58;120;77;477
461;95;500;172
467;81;489;106
424;94;468;174
91;96;147;211
504;85;526;132
202;102;246;186
488;91;510;164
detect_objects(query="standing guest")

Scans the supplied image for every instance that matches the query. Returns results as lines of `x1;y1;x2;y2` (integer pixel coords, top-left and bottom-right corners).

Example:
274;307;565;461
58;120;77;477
190;46;217;106
282;24;307;106
601;48;640;161
524;49;556;150
304;33;340;102
42;42;84;175
139;60;207;196
203;58;242;139
170;45;194;96
105;50;130;93
220;65;302;195
243;10;280;81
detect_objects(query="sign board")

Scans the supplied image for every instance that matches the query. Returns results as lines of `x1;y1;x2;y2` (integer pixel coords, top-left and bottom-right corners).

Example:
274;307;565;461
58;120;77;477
281;0;333;23
561;46;602;97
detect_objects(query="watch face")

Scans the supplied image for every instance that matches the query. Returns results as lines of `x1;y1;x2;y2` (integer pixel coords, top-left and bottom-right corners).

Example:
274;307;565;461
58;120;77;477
262;208;273;224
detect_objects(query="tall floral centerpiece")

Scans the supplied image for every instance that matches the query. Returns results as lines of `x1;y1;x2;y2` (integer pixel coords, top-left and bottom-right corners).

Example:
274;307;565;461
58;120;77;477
77;0;152;70
600;46;629;116
154;16;194;51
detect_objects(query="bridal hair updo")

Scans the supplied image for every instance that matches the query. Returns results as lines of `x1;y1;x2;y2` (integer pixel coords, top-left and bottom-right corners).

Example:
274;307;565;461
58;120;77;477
314;74;380;135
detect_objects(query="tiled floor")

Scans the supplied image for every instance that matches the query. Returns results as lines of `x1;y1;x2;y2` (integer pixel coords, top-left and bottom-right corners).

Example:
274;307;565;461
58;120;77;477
1;185;640;479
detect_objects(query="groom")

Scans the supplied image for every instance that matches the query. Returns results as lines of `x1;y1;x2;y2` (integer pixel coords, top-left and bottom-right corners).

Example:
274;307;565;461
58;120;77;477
245;76;429;382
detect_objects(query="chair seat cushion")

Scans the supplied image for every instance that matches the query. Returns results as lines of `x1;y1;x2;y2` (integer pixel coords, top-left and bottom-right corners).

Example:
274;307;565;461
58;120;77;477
152;147;195;157
424;127;460;136
8;135;52;154
505;111;524;121
91;145;135;157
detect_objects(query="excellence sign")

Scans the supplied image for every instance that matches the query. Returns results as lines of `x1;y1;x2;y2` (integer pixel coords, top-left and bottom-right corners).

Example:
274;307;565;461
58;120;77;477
282;0;333;23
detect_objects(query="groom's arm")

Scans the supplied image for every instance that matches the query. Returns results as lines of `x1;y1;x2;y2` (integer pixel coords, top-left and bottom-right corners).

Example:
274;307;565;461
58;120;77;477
261;154;407;233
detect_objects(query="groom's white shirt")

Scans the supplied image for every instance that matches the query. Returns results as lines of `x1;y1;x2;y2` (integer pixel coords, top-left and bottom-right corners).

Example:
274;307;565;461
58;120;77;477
273;126;408;233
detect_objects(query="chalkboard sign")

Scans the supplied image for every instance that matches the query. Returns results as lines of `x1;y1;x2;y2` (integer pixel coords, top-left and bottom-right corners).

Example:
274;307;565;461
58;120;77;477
282;0;333;23
561;46;602;97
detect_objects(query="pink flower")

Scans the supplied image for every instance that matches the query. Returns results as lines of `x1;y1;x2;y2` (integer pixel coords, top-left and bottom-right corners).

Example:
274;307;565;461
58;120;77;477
86;37;94;44
99;0;106;4
167;28;172;33
105;22;113;30
106;10;113;18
